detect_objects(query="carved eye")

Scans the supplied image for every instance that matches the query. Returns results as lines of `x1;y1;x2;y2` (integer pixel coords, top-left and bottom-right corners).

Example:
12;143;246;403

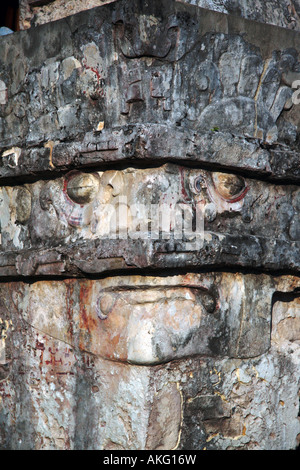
65;172;100;205
212;173;248;202
194;176;204;193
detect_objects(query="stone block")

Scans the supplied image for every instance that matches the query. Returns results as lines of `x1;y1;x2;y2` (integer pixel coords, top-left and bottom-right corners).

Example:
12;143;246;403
0;165;299;276
1;0;300;181
1;0;300;452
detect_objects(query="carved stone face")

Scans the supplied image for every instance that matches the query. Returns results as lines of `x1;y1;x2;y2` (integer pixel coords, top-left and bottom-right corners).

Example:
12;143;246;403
0;0;300;452
0;164;298;253
0;273;287;364
1;272;299;450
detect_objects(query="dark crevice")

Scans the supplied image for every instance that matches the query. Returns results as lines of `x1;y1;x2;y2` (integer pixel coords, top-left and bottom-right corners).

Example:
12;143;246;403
0;264;299;285
0;155;299;188
0;0;19;32
272;291;300;306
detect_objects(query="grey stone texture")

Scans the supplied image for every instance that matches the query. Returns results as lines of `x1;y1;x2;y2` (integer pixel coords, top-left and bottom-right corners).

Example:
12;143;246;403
18;0;300;31
0;274;299;450
0;165;299;277
185;0;300;30
0;0;299;451
1;1;300;182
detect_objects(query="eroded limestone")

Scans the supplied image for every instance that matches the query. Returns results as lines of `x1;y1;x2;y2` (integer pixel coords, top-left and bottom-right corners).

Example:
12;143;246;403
0;0;299;451
0;273;299;449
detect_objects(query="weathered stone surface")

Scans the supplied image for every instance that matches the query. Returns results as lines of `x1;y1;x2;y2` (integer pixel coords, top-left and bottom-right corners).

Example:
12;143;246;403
0;273;277;364
19;0;114;30
19;0;300;31
187;0;300;31
0;273;299;449
0;0;299;452
1;0;300;183
0;165;299;277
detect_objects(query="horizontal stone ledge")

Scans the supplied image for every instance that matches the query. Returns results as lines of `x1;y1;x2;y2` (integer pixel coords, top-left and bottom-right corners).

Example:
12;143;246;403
0;127;299;184
1;272;299;365
0;233;299;279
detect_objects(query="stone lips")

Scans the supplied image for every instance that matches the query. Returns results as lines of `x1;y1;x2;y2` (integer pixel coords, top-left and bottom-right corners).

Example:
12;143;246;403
0;273;299;449
0;274;265;364
0;273;298;365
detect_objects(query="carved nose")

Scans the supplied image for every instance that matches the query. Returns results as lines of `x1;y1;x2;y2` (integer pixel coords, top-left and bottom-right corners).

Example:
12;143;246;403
100;170;124;197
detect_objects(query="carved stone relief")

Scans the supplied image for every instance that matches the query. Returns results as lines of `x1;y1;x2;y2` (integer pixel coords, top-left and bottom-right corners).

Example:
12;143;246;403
0;0;299;451
0;274;299;449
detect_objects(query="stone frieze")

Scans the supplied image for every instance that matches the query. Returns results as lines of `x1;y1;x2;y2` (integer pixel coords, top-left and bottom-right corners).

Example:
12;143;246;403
0;164;299;277
0;0;299;182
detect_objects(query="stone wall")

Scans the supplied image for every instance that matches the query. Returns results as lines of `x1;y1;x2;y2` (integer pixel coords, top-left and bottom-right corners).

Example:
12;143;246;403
0;0;299;450
0;274;299;449
18;0;300;30
184;0;300;30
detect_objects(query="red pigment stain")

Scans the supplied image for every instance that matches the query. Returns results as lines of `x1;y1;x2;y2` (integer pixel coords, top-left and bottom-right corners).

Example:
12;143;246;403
180;167;192;202
83;64;105;98
226;186;249;203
